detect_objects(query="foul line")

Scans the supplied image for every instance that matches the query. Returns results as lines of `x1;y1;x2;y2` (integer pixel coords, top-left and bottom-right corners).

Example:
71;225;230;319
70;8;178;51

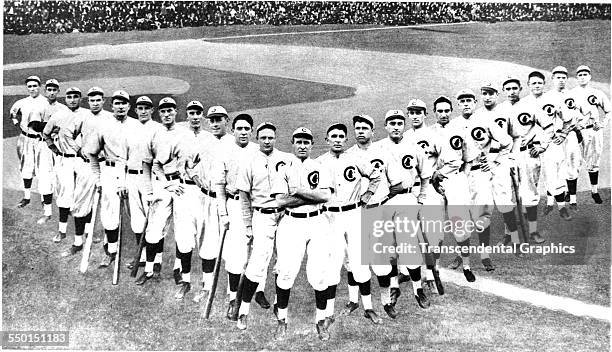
439;268;610;322
201;21;473;41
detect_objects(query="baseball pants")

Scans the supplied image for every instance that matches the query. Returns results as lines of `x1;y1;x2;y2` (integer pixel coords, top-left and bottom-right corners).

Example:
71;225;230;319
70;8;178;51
35;141;55;195
564;132;582;180
99;163;124;231
171;183;206;253
385;192;425;269
324;211;350;286
222;197;249;275
417;186;446;246
54;155;76;209
515;151;541;207
582;128;603;172
356;202;393;276
440;172;473;242
199;193;221;260
126;173;150;234
542;143;567;197
491;158;515;213
467;168;494;229
16;134;37;179
244;210;280;284
72;159;97;218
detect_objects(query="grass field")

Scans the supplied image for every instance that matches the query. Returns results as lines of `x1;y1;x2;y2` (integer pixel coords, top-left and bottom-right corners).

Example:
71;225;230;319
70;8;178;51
2;20;610;350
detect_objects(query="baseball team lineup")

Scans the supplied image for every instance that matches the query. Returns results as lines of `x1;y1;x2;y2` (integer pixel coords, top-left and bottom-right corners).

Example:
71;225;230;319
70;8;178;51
9;62;610;342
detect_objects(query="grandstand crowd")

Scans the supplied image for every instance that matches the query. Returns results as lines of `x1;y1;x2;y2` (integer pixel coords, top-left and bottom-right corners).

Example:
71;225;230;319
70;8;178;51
4;1;610;35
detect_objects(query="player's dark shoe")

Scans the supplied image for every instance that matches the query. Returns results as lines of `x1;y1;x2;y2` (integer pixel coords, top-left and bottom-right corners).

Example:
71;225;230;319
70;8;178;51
324;315;335;330
153;263;162;274
513;243;526;258
61;244;83;257
569;203;578;211
530;232;545;244
255;291;271;309
126;259;145;269
390;287;401;306
316;320;330;341
173;268;182;285
343;301;359;315
543;205;554;215
559;207;572;221
193;287;209;303
496;235;512;246
564;193;570;203
237;314;248;330
482;258;495;271
135;272;154;286
174;282;191;301
448;256;462;270
37;215;51;225
92;234;102;244
424;280;436;295
415;288;430;309
98;253;116;268
432;268;444;295
274;319;287;340
227;300;238;321
363;309;382;324
15;199;30;208
592;192;603;204
383;304;398;319
53;232;66;243
397;272;410;284
463;268;476;282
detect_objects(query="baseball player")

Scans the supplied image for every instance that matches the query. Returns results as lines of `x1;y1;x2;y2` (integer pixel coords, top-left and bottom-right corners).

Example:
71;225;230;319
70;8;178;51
270;127;333;341
569;65;611;204
82;90;140;269
317;122;381;325
235;121;294;330
9;76;48;209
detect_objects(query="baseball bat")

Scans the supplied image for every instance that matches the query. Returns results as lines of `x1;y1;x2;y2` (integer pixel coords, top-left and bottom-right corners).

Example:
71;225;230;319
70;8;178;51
79;186;101;273
510;167;529;243
112;197;125;285
234;236;254;313
204;226;229;319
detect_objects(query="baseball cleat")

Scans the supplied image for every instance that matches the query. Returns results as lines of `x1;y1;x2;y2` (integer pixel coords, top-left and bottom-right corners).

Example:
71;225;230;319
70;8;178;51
463;268;476;282
559;207;572;221
543;205;554;215
227;300;238;321
448;256;462;270
37;215;51;225
174;282;191;301
363;309;382;324
569;203;578;211
126;259;145;270
316;320;330;341
432;268;444;295
173;268;182;285
324;315;335;330
390;287;401;306
383;304;398;319
592;192;603;204
414;288;430;309
237;314;248;330
193;287;210;303
98;253;116;268
529;232;545;244
61;244;83;257
15;199;30;208
564;193;570;203
424;280;436;294
481;258;495;271
53;232;66;243
343;301;359;315
135;272;154;286
274;319;287;340
92;234;102;244
255;291;271;309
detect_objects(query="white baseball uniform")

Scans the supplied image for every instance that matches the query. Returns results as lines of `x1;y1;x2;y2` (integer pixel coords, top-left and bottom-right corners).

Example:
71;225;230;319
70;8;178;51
10;94;48;180
33;99;68;197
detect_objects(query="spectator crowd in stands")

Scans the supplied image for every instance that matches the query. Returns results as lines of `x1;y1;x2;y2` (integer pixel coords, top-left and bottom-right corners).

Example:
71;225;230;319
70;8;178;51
4;1;610;35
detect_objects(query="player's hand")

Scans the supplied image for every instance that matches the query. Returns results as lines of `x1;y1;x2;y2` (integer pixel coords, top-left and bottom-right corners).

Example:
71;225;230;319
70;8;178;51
388;183;403;197
360;191;373;206
593;121;602;131
117;186;128;199
165;183;185;196
417;193;426;205
48;144;61;156
77;149;88;162
219;214;230;230
431;171;446;184
245;226;253;242
552;135;565;145
481;162;491;172
529;146;544;158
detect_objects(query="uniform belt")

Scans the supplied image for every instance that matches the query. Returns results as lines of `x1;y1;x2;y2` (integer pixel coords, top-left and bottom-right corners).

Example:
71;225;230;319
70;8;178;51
285;209;324;218
21;131;41;140
489;148;501;153
253;207;283;214
180;178;196;185
200;187;217;198
585;124;594;129
226;192;240;200
165;172;180;181
98;157;106;163
323;202;362;213
519;141;540;152
60;152;76;158
105;160;117;167
470;164;481;171
365;196;390;209
127;169;144;175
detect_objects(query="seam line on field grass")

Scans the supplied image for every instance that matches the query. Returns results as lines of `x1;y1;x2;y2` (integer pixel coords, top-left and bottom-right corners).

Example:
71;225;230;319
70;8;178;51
200;21;474;41
439;268;610;322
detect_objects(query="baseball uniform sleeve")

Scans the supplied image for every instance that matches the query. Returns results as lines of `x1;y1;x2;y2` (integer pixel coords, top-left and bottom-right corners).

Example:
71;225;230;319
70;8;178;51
356;157;380;194
235;159;252;193
599;90;611;126
270;162;289;197
487;119;513;158
82;126;104;177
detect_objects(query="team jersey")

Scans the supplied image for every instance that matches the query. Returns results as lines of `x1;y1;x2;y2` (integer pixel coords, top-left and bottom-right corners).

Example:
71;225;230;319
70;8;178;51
236;148;295;208
270;157;333;213
143;123;190;177
40;100;69;123
429;122;467;177
126;119;164;171
569;85;611;127
80;110;113;158
83;115;142;169
9;95;48;135
316;149;380;207
506;95;553;152
42;107;90;154
404;126;441;174
346;143;390;203
470;106;513;162
181;128;215;185
541;89;576;139
374;136;432;190
214;140;258;195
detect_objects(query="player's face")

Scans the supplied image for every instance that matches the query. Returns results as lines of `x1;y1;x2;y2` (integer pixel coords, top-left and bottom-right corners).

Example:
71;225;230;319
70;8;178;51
408;109;425;128
88;94;104;113
26;81;40;97
65;93;81;110
503;82;522;103
458;97;476;116
326;128;347;153
257;128;276;154
45;86;59;102
136;104;153;123
292;137;313;160
385;118;405;140
233;120;252;147
576;71;591;86
207;116;228;137
112;99;130;119
528;77;545;96
434;102;452;125
354;121;373;144
481;89;498;108
186;108;203;130
159;107;177;127
552;73;567;91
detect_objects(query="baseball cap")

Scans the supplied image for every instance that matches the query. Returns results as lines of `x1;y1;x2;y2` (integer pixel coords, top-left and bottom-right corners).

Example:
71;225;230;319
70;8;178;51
135;96;153;107
25;75;41;84
158;97;177;109
207;105;228;118
45;79;60;88
528;70;545;81
352;114;375;128
186;100;204;111
112;90;130;102
256;121;276;133
481;81;498;93
326;122;348;135
502;75;521;87
456;89;476;100
87;86;104;96
576;65;591;74
384;109;405;122
552;66;568;76
407;99;427;111
65;87;82;96
292;127;313;140
433;95;453;110
232;113;254;128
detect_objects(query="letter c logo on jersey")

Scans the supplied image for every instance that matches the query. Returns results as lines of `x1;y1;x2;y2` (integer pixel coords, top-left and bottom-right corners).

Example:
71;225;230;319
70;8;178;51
587;95;599;106
449;135;463;150
344;166;357;182
370;158;384;170
275;161;286;172
564;98;575;110
495;118;506;128
401;155;414;169
307;171;319;189
471;127;487;142
518;113;534;126
542;104;556;117
417;140;429;150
